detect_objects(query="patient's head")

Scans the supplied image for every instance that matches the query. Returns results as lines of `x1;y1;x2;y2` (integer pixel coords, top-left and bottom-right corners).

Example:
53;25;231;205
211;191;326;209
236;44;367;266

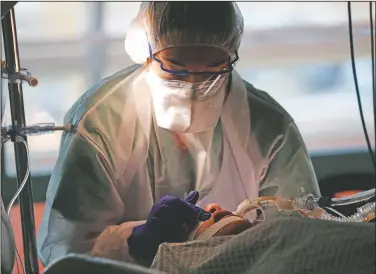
188;203;253;241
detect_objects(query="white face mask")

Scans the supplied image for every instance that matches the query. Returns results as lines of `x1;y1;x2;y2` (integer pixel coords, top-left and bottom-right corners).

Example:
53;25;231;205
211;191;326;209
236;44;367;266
145;71;228;133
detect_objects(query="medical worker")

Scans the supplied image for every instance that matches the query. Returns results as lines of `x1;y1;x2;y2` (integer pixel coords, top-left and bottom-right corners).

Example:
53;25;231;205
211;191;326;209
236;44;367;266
38;1;321;266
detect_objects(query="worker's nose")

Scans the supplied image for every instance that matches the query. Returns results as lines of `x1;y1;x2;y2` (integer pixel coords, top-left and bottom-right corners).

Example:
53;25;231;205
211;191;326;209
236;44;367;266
205;203;222;213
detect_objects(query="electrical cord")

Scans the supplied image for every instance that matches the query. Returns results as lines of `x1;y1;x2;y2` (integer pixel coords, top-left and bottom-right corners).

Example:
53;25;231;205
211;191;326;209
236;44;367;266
347;2;376;170
371;1;376;167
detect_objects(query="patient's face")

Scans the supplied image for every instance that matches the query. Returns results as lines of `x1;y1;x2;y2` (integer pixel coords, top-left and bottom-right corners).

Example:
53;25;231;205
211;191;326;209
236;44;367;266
191;203;253;239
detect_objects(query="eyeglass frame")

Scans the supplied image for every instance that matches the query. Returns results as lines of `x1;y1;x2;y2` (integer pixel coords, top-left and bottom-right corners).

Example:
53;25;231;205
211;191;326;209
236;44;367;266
148;44;239;76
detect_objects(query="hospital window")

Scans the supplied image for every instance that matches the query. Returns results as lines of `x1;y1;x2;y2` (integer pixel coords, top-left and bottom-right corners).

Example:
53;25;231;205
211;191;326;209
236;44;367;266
14;2;87;42
102;2;141;38
1;1;375;178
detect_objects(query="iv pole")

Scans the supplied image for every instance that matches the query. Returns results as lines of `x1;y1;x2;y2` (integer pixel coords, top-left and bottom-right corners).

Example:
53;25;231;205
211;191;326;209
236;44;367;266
2;4;40;274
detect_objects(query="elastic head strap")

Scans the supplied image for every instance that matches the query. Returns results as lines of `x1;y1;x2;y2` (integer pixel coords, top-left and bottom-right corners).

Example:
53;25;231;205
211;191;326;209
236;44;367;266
188;215;245;241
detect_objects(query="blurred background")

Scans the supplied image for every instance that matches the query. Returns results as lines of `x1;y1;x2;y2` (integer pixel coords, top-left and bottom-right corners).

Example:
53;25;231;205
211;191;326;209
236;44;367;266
1;2;375;272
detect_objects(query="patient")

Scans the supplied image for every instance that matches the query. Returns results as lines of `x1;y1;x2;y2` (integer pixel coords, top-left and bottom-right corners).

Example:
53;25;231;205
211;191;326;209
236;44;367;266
187;203;253;241
126;192;256;265
93;192;246;265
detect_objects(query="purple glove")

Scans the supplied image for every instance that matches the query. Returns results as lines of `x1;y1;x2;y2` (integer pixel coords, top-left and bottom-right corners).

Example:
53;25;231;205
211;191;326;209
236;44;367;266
128;191;211;264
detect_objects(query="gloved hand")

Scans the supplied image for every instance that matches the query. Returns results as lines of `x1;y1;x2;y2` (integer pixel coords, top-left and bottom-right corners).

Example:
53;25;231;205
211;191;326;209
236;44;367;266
127;191;211;264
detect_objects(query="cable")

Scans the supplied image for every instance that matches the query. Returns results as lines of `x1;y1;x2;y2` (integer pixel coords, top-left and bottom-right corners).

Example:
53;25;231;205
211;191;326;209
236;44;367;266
324;207;351;222
6;136;31;215
6;136;29;274
1;92;10;128
2;124;72;273
371;3;375;132
15;252;20;274
330;188;375;206
371;1;376;166
15;248;25;274
371;3;375;107
347;2;376;169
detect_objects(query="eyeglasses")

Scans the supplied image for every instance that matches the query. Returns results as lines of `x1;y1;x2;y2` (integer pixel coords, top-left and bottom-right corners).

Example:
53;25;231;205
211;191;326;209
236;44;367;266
149;44;238;76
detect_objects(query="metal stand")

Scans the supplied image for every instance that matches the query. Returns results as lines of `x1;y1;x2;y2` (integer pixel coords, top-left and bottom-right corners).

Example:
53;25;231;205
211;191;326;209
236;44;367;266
2;7;40;274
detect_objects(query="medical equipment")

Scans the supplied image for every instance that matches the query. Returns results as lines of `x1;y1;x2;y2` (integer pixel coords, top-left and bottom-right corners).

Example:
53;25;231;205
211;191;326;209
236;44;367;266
187;189;375;242
152;211;376;274
233;191;375;224
1;3;71;274
145;71;227;132
327;188;376;206
187;214;246;241
1;123;73;144
2;5;40;274
1;60;38;88
152;191;376;273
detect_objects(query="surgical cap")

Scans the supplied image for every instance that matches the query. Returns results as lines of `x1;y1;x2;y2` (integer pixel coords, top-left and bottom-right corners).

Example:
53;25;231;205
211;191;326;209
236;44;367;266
125;2;244;64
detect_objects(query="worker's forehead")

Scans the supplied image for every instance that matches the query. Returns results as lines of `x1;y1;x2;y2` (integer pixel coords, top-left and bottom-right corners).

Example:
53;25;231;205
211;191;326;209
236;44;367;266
156;46;230;67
